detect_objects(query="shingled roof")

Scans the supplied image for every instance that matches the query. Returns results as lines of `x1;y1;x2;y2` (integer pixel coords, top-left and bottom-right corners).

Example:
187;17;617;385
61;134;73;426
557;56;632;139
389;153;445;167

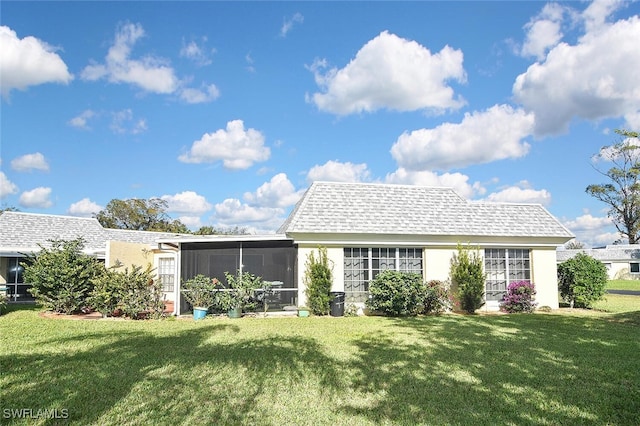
0;211;186;255
279;181;573;239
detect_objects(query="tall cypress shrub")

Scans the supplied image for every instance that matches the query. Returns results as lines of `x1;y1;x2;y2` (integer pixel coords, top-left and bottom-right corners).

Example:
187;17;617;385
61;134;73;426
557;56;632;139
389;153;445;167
450;244;486;313
304;247;333;315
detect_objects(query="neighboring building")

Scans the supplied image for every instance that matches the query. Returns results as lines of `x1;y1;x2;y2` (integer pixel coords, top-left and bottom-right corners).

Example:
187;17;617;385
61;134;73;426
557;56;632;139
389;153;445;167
1;182;574;314
0;211;184;303
557;245;640;279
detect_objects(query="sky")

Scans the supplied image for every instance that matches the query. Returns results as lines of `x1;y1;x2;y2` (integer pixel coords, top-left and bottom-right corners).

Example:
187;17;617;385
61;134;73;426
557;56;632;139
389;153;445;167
1;0;640;247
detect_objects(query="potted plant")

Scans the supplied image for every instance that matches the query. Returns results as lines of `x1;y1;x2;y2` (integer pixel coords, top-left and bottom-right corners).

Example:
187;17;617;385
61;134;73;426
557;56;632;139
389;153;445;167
217;270;264;318
297;306;310;317
181;275;217;320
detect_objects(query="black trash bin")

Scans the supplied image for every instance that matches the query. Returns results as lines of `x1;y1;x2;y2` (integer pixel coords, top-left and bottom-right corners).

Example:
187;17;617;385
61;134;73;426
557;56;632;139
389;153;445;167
329;291;345;317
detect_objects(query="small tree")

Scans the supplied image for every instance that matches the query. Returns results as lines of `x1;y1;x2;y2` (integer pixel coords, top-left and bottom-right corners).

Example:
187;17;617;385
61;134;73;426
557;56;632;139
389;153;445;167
304;247;333;315
367;270;425;316
25;238;102;314
450;244;486;313
558;253;608;308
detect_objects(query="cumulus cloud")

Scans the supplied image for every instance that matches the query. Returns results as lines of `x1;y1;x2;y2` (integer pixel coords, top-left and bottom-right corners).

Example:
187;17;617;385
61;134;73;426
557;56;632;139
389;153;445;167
308;31;466;115
19;187;52;208
562;212;618;247
179;83;220;104
513;11;640;135
68;110;97;130
81;22;178;94
0;172;18;198
384;168;483;199
11;152;49;172
214;198;283;226
484;181;551;206
178;120;270;169
68;198;103;217
243;173;304;208
307;160;371;183
519;3;566;60
160;191;212;215
180;38;214;66
0;25;73;98
281;13;304;37
178;215;202;229
390;105;534;171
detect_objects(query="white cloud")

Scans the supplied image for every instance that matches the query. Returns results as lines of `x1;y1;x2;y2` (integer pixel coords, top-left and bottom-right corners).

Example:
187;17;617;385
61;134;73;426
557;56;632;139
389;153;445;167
179;83;220;104
484;181;551;206
11;152;49;172
0;25;73;98
281;13;304;37
519;3;566;60
161;191;212;215
624;111;640;130
19;187;52;208
513;13;640;135
582;0;624;33
81;22;178;94
384;168;483;199
562;212;618;247
110;109;147;134
180;38;214;66
178;120;270;169
308;31;466;115
178;215;202;229
68;198;103;217
214;198;283;226
307;160;371;183
243;173;304;208
390;105;534;171
0;172;18;198
68;110;96;130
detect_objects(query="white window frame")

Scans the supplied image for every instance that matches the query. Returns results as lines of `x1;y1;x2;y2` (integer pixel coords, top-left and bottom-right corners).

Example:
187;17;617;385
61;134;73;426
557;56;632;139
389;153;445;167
157;257;176;293
484;248;531;302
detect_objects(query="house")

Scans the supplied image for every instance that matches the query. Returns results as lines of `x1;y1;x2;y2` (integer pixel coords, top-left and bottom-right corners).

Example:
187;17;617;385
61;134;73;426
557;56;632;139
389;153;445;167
1;182;574;314
557;245;640;279
160;182;573;313
0;211;184;303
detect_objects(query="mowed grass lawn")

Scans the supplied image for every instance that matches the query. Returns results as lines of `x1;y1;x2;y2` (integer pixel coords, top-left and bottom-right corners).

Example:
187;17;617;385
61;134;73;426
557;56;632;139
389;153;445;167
1;305;639;426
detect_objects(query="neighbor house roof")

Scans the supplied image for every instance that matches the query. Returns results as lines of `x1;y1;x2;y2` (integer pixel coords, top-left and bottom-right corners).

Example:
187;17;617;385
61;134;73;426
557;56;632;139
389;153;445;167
557;245;640;262
279;181;573;240
0;211;186;256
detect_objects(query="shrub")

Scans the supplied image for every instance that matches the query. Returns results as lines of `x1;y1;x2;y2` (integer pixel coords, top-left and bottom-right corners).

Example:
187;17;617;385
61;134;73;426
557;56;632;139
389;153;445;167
304;247;333;315
366;270;425;316
423;280;452;314
181;275;218;309
558;252;608;308
25;238;102;314
220;270;265;312
450;244;486;313
500;280;537;313
89;265;121;317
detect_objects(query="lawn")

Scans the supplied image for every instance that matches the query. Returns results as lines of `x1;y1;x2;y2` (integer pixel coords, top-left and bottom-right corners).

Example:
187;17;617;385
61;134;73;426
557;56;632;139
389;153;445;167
1;305;639;426
607;279;640;291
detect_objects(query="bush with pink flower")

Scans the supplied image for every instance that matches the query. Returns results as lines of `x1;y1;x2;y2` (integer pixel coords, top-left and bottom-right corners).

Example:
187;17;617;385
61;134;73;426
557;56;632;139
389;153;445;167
500;280;537;313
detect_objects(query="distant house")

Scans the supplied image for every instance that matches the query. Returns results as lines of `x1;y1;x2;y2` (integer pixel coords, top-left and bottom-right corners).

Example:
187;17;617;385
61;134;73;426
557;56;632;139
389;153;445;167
557;245;640;280
0;211;185;303
1;182;574;314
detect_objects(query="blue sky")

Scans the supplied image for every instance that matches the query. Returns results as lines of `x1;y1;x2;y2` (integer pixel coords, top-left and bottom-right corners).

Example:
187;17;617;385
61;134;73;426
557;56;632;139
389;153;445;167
1;1;639;246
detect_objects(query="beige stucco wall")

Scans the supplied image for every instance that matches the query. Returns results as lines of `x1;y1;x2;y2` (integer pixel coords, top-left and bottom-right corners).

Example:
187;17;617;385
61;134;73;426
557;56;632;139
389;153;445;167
106;241;154;269
0;257;7;284
295;243;561;311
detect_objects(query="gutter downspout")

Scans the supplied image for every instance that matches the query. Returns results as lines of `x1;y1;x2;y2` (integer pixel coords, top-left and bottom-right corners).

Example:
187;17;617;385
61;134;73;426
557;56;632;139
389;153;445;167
174;243;181;316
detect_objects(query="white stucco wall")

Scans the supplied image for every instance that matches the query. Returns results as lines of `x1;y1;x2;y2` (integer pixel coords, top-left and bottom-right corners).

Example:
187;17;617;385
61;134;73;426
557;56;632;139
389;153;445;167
531;248;559;309
296;245;343;306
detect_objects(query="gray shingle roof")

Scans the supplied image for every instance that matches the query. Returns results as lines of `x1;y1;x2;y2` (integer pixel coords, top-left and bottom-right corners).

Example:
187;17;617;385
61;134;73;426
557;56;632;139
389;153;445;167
279;182;573;239
0;211;186;254
557;245;640;262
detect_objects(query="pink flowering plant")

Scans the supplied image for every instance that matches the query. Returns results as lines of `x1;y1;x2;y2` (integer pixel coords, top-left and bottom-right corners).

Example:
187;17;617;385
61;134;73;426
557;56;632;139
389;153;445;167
500;280;537;313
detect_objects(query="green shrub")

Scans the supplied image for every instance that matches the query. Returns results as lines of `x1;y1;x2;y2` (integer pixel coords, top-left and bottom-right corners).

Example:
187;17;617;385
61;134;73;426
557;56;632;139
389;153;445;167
220;270;265;312
181;274;218;309
89;265;121;317
304;247;333;315
423;279;452;314
366;270;425;316
117;265;164;319
25;238;102;314
558;253;608;308
450;244;486;313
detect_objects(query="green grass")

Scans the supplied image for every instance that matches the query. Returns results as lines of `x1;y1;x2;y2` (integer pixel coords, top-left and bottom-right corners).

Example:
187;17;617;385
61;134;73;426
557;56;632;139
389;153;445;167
607;279;640;291
1;304;639;426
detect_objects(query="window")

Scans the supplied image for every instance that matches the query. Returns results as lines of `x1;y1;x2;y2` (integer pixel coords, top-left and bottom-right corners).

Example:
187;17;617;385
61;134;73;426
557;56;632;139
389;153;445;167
344;248;423;302
4;257;34;301
158;258;175;292
484;249;531;301
630;262;640;274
